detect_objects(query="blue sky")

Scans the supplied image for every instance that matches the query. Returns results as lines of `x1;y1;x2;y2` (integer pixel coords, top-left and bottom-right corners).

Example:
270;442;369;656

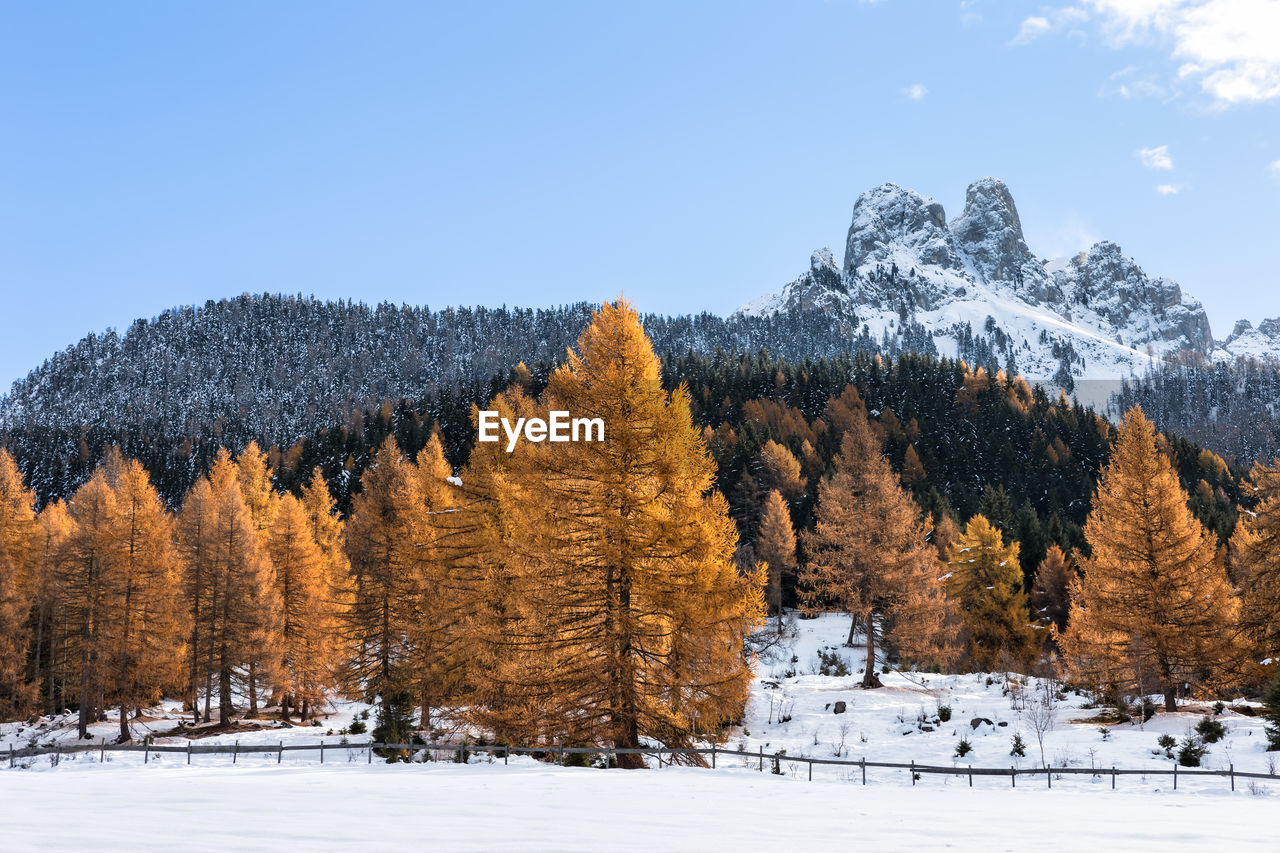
2;0;1278;386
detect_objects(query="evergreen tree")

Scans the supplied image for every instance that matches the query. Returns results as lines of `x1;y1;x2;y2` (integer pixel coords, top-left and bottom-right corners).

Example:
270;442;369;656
945;514;1038;671
101;453;184;741
1230;458;1280;664
756;489;797;630
268;494;336;721
802;409;956;687
1060;408;1240;711
485;300;763;760
1030;545;1073;634
0;450;38;719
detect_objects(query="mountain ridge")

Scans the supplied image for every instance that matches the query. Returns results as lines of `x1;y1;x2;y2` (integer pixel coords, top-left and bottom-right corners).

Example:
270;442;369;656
737;177;1262;383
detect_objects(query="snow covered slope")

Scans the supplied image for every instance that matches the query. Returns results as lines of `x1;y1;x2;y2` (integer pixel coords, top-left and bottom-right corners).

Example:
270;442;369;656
738;178;1270;383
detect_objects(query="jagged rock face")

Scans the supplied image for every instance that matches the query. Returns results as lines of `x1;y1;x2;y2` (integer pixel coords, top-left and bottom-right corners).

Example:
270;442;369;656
738;177;1225;379
738;248;852;317
1051;242;1213;352
844;183;962;275
950;177;1036;286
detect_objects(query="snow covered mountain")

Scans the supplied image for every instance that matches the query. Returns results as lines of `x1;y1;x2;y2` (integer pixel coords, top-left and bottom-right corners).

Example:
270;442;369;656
738;178;1264;383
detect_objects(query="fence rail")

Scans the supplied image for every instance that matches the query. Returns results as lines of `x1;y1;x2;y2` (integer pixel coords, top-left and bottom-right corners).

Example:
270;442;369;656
7;739;1278;792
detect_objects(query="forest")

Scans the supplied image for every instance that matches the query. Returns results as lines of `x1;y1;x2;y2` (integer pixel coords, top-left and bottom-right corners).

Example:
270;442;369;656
0;301;1278;756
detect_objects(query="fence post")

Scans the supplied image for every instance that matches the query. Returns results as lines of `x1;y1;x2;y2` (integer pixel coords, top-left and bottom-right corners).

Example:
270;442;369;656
758;745;763;772
278;741;283;764
968;765;972;787
1011;767;1015;788
55;744;60;766
808;758;812;782
711;744;716;769
9;744;14;768
187;741;191;765
1047;765;1051;789
144;741;149;765
457;745;463;764
367;742;372;764
1173;762;1177;791
861;757;866;785
503;746;508;766
910;760;915;786
320;740;324;764
233;740;238;765
1230;764;1235;792
1112;766;1116;789
100;738;105;763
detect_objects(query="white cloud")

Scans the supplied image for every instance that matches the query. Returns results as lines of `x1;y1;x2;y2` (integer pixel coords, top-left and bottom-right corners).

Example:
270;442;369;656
1155;183;1181;194
1138;145;1174;169
1074;0;1280;104
903;83;928;101
1012;6;1089;44
1268;160;1280;179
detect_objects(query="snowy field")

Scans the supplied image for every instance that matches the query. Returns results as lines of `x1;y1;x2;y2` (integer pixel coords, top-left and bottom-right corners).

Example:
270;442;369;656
1;761;1275;852
2;613;1277;850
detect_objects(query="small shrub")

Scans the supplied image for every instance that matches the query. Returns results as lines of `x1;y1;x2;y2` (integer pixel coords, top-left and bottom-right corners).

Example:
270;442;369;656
1010;733;1026;757
1177;736;1206;767
937;704;952;723
1213;701;1226;716
1195;717;1226;744
771;748;787;775
348;719;367;735
1157;733;1177;749
881;664;890;675
815;650;851;677
1139;699;1157;723
985;676;994;687
955;737;973;758
1098;727;1111;741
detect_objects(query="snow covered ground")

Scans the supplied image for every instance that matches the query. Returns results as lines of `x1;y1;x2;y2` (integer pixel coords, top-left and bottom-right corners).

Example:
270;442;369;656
0;761;1274;852
2;613;1276;849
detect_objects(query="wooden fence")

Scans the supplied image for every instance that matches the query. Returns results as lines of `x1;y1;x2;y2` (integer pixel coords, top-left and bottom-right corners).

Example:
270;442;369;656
7;739;1278;792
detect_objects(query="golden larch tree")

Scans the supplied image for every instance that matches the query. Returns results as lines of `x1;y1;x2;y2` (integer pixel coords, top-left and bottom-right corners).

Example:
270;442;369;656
101;453;184;740
801;414;955;687
755;489;796;631
1060;407;1240;711
492;300;763;761
1230;458;1280;665
267;493;336;721
1030;544;1073;634
0;450;38;718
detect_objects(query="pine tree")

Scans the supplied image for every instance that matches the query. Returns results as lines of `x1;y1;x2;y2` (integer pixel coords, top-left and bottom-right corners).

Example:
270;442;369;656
1030;545;1073;634
55;470;118;738
178;451;280;725
101;454;184;740
756;489;797;631
485;300;763;760
1060;408;1240;711
801;411;956;687
233;442;279;717
1230;458;1280;663
945;515;1038;671
341;437;418;715
0;450;38;719
268;494;336;721
29;500;71;715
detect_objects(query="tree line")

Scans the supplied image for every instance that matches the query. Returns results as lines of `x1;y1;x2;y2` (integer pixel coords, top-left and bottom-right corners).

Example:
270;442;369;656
1;302;1277;754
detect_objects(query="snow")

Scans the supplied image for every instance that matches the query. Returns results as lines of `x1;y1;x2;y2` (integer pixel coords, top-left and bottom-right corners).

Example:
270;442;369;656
2;614;1276;849
0;758;1274;851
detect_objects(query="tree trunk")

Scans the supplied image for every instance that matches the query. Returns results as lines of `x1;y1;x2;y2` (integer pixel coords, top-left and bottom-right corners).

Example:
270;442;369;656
845;616;857;647
281;695;291;723
861;614;883;689
247;662;258;718
119;704;130;742
1163;686;1176;713
218;645;233;726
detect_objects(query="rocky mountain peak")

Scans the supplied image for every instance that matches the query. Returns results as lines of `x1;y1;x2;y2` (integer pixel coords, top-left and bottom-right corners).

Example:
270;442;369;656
950;177;1034;284
844;182;959;274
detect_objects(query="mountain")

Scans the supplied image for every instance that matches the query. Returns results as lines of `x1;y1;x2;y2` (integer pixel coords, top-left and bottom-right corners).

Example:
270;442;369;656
737;177;1266;385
